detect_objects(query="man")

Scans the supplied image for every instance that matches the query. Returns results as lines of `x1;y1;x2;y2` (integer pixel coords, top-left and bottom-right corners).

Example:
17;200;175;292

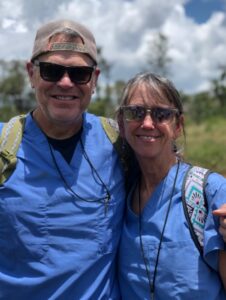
0;19;125;299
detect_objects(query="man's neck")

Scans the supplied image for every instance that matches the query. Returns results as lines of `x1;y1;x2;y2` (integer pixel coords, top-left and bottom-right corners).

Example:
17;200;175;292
32;108;83;139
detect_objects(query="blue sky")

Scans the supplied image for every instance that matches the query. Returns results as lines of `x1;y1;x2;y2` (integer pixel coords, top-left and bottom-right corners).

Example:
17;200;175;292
0;0;226;94
185;0;225;23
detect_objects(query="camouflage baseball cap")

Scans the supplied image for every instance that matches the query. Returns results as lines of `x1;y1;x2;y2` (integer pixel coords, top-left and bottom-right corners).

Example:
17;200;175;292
31;19;97;64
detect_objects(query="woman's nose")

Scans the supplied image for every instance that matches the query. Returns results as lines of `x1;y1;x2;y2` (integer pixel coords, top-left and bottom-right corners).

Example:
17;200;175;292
141;113;155;128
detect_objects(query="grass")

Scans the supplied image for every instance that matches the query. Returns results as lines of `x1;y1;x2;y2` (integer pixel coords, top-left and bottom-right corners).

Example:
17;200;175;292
183;117;226;176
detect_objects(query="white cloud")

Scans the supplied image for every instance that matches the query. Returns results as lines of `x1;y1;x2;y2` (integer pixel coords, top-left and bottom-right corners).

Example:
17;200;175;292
0;0;22;20
162;9;226;92
0;0;225;94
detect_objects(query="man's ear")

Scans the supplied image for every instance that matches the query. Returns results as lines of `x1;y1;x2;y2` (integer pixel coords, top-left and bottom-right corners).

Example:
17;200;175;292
93;67;100;85
26;61;35;88
90;67;100;93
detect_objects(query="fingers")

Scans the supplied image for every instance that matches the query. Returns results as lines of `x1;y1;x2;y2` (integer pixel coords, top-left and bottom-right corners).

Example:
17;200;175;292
212;205;226;243
218;217;226;243
212;204;226;217
219;226;226;243
219;216;226;228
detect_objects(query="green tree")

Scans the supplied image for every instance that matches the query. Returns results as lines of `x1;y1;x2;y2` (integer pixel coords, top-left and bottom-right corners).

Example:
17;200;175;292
96;47;112;102
0;60;26;97
187;91;218;123
111;80;126;106
212;65;226;108
88;97;117;118
0;60;32;113
146;32;171;77
0;59;35;114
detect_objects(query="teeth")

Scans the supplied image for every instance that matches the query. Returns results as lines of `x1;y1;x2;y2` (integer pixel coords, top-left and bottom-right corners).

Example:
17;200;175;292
55;96;74;100
139;136;158;141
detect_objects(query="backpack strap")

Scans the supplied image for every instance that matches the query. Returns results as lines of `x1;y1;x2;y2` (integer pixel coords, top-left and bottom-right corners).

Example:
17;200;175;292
100;117;120;148
182;165;211;255
100;116;137;190
0;115;131;185
100;116;127;169
0;115;26;184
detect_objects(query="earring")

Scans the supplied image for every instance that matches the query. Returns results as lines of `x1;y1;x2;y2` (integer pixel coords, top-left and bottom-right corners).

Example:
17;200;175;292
172;141;178;153
92;83;96;94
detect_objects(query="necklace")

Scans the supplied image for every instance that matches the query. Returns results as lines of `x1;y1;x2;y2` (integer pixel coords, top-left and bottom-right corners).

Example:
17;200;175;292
48;137;111;214
138;161;180;300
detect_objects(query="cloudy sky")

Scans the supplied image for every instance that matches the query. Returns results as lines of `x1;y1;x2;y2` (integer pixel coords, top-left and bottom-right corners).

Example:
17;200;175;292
0;0;225;94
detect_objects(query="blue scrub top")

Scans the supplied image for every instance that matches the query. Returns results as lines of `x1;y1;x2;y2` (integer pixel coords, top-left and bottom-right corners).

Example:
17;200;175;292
0;112;125;300
118;162;226;300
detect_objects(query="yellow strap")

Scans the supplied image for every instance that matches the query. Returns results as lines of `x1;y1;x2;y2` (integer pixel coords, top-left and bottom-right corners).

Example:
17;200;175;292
100;116;131;173
0;115;26;184
100;116;119;144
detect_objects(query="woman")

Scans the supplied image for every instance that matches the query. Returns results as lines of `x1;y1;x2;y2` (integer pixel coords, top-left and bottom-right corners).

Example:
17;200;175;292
117;72;226;299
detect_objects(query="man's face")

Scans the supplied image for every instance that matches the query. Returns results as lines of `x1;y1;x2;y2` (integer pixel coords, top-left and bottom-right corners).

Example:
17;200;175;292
27;50;99;133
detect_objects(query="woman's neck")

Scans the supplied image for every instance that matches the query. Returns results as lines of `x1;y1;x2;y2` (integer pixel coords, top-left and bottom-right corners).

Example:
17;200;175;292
131;154;178;214
138;154;178;189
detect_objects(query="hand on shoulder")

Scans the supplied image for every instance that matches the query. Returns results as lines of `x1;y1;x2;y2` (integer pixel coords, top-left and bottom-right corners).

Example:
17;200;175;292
213;204;226;243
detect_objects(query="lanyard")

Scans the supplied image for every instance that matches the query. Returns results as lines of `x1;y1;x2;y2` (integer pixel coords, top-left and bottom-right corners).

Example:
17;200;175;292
138;161;180;300
48;137;111;213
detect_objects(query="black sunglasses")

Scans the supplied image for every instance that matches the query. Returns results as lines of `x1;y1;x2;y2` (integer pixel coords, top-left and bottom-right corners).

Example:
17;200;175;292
33;61;95;84
120;105;179;123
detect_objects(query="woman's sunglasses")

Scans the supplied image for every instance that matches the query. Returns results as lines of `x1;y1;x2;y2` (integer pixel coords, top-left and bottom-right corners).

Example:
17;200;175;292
120;105;179;123
33;61;95;84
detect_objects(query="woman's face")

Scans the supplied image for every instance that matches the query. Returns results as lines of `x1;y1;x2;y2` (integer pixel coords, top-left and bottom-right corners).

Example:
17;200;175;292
121;83;183;163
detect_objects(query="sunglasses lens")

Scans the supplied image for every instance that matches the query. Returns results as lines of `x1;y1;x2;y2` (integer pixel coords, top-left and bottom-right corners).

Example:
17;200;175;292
69;67;94;84
123;106;146;121
152;107;175;123
122;106;178;123
39;63;64;82
38;62;94;84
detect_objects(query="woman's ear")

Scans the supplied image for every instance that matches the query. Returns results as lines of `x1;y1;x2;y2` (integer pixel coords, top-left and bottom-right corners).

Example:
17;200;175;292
174;114;184;139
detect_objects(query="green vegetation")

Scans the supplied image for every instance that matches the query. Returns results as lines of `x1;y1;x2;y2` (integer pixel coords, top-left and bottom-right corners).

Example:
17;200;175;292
184;117;226;176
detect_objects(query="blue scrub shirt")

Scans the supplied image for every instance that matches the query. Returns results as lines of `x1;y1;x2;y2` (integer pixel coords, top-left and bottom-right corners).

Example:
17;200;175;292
118;162;226;300
0;112;125;300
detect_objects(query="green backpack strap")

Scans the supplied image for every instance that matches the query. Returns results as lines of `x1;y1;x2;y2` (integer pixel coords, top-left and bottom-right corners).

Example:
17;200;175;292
100;116;121;153
100;116;133;173
182;165;211;255
0;115;26;184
